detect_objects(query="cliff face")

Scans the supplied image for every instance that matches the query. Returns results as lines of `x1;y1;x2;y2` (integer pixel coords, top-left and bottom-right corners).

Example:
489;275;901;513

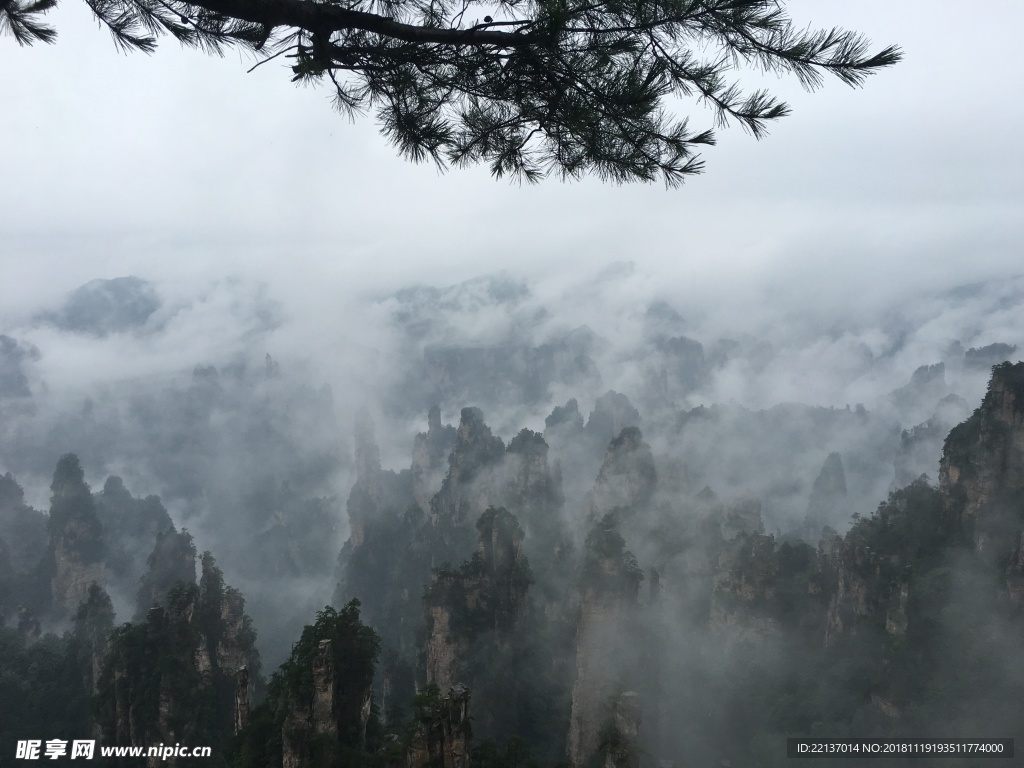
275;602;377;767
100;597;198;766
73;583;115;695
0;472;47;577
803;452;847;542
424;593;460;692
651;335;707;398
94;476;173;601
569;515;643;768
96;553;260;764
344;409;418;553
348;410;385;549
282;639;345;768
604;691;642;768
894;394;971;488
229;601;381;767
811;366;1022;648
941;362;1024;567
585;392;641;448
718;497;763;542
423;508;531;691
408;684;472;768
710;531;781;638
195;553;259;685
821;544;899;647
587;427;657;521
52;534;105;619
546;398;585;434
412;405;458;512
135;527;196;618
420;506;552;750
502;429;567;567
430;408;506;530
892;363;949;423
234;667;250;734
503;430;561;519
47;455;105;618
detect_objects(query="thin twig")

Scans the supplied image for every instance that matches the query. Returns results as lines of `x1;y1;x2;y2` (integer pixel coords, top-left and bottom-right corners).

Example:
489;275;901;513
247;42;297;71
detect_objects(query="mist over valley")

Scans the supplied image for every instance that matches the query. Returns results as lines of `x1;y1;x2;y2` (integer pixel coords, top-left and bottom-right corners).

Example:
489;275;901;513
1;265;1023;766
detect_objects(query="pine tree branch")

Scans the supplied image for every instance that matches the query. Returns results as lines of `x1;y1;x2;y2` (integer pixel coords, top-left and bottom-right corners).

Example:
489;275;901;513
1;0;58;44
184;0;535;47
2;0;903;183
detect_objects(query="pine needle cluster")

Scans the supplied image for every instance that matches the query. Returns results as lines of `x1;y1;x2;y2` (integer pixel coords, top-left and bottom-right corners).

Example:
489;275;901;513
3;0;901;184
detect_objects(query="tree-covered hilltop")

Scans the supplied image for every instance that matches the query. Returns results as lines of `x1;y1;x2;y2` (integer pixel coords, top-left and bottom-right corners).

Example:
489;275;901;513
234;601;384;768
93;551;262;766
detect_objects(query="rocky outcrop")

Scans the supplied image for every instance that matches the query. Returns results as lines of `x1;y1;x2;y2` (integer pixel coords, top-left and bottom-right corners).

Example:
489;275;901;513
604;691;642;768
820;534;910;648
94;476;173;600
52;536;104;619
412;405;458;512
569;514;643;768
408;684;472;768
585;391;641;447
424;595;460;692
345;408;420;551
546;398;585;435
544;399;597;517
964;343;1017;370
430;408;506;530
894;394;971;488
822;549;873;647
74;583;115;694
262;603;376;766
0;472;47;576
650;335;706;398
235;667;251;733
718;497;764;541
96;557;260;764
423;508;532;690
282;639;339;767
474;508;530;601
891;363;948;422
503;429;565;544
940;361;1024;562
348;409;384;548
710;532;781;637
101;597;199;767
195;553;258;683
47;454;105;618
587;427;657;521
884;580;909;636
804;452;847;543
135;526;196;618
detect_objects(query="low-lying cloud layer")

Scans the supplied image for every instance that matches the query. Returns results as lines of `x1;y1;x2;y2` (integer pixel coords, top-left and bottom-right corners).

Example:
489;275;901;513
5;264;1023;481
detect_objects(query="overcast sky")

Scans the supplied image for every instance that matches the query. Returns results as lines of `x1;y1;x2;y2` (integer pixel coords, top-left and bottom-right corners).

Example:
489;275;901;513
1;0;1022;367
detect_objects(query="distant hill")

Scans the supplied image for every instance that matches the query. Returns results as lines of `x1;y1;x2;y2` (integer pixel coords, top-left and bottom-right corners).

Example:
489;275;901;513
39;276;160;336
